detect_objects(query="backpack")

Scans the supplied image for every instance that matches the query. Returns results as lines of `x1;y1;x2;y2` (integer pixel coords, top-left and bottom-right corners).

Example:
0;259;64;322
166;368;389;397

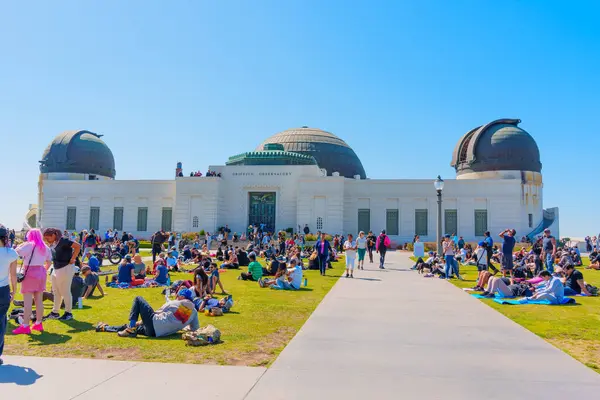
379;235;387;251
86;234;96;246
585;284;598;296
182;324;221;346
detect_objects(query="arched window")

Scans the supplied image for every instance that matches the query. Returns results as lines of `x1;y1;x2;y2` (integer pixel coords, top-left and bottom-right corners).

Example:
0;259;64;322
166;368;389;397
192;216;199;228
316;217;323;230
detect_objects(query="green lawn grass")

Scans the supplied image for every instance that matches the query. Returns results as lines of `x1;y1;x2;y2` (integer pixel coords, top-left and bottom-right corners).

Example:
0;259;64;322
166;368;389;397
411;255;600;371
5;259;342;366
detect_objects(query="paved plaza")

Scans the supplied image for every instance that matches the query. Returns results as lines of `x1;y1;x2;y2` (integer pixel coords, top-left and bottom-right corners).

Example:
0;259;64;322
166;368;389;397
3;252;600;399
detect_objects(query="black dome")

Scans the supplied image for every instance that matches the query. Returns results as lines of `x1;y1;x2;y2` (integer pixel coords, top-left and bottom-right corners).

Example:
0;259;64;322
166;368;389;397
257;127;366;179
451;119;541;176
40;130;116;178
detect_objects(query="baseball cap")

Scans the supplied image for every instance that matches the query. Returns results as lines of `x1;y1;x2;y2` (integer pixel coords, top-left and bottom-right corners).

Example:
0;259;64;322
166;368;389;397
178;288;194;301
124;255;132;261
276;256;287;262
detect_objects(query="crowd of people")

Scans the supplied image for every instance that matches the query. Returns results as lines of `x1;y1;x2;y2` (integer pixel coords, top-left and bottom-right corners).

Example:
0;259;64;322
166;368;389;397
413;228;598;304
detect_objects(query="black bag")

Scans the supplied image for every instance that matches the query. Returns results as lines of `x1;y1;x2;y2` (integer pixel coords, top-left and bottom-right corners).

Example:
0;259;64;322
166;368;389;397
17;245;36;283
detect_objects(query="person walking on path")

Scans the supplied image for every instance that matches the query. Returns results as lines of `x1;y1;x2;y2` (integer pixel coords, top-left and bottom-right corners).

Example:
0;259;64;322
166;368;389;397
344;234;358;278
366;231;376;263
483;231;500;275
499;229;516;278
42;228;81;321
542;228;557;273
356;231;367;270
315;231;332;276
13;229;53;334
376;230;390;269
0;226;18;366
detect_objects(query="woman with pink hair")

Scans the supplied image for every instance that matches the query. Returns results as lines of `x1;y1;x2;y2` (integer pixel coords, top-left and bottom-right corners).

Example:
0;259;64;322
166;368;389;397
13;229;53;334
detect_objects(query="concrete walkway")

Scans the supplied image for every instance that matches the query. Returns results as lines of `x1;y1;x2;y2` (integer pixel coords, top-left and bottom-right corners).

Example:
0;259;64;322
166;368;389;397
3;252;600;399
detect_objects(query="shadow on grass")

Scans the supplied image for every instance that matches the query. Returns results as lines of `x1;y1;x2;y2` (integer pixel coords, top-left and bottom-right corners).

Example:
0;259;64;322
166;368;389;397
27;331;72;346
0;365;43;385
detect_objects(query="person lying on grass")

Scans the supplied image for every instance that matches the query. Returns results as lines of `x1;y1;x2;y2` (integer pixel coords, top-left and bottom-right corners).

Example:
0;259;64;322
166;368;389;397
95;288;199;338
240;252;263;281
194;294;233;313
480;276;533;298
259;258;303;290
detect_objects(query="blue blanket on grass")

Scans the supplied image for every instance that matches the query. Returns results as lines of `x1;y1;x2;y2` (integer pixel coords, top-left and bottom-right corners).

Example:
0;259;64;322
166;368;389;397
493;297;576;305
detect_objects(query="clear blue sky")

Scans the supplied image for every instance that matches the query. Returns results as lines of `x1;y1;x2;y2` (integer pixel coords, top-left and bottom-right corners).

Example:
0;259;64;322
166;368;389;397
1;0;598;237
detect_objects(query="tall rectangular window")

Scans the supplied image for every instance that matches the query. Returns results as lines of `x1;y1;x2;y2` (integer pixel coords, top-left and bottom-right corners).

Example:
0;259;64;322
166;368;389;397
357;209;370;234
113;207;124;230
444;209;458;236
386;209;399;235
528;213;533;228
415;209;428;236
474;210;488;236
161;207;173;231
66;207;77;230
137;207;148;231
89;207;100;230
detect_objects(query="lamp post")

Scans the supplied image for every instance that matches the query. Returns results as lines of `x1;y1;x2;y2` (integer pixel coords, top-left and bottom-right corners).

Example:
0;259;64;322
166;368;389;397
434;175;444;255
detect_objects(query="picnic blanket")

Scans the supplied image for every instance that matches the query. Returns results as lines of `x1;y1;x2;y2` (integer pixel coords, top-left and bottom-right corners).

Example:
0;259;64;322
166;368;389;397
493;297;576;305
471;293;515;299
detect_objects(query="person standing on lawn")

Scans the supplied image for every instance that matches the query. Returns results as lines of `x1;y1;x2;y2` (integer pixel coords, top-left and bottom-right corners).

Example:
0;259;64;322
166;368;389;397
0;226;18;365
483;231;500;275
13;229;53;334
542;228;557;274
499;229;516;277
150;229;167;263
43;228;81;321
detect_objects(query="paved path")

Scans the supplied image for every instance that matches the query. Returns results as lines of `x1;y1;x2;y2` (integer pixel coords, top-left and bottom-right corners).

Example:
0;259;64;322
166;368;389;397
3;252;600;399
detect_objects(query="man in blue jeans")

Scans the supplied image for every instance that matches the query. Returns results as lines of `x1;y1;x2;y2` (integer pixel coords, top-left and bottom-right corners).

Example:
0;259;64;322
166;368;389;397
315;231;332;276
542;229;557;273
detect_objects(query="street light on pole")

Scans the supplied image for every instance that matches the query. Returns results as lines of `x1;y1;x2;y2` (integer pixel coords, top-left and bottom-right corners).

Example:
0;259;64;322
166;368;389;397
434;175;444;255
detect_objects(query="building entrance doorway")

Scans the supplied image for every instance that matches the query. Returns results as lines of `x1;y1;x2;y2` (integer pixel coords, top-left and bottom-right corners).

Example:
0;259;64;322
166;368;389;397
248;192;276;233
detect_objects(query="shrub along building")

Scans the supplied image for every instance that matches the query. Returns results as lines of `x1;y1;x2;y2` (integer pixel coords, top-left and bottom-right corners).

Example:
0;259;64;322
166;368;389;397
33;121;558;242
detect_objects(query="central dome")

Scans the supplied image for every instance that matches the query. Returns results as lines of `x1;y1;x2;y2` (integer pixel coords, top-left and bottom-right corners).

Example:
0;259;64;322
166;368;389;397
257;127;366;178
40;130;116;178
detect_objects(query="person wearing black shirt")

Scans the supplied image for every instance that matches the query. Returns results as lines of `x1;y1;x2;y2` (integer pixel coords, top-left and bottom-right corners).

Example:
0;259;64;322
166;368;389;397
563;265;591;296
150;230;166;263
303;224;310;235
366;231;376;263
43;228;81;321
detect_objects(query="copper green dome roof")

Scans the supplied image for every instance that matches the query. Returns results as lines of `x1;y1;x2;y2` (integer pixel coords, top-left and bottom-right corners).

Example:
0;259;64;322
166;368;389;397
40;130;116;178
257;127;366;178
451;119;541;176
226;144;318;166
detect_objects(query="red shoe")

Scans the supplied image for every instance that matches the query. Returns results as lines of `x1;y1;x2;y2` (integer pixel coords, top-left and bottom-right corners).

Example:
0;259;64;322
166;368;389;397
13;325;31;335
32;322;44;332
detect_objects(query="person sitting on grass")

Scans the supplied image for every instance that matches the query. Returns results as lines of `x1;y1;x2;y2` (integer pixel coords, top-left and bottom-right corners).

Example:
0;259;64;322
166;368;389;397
132;254;146;280
525;271;564;304
240;252;263;281
166;251;180;272
192;266;210;298
151;253;166;275
208;262;227;294
562;265;592;296
96;289;199;338
471;242;488;290
87;253;101;273
221;250;239;269
481;276;532;298
81;266;105;299
587;252;600;270
154;258;169;285
260;258;303;290
116;255;144;286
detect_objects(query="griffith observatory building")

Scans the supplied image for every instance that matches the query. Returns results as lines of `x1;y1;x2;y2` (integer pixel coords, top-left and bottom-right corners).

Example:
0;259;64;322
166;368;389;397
32;119;559;242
